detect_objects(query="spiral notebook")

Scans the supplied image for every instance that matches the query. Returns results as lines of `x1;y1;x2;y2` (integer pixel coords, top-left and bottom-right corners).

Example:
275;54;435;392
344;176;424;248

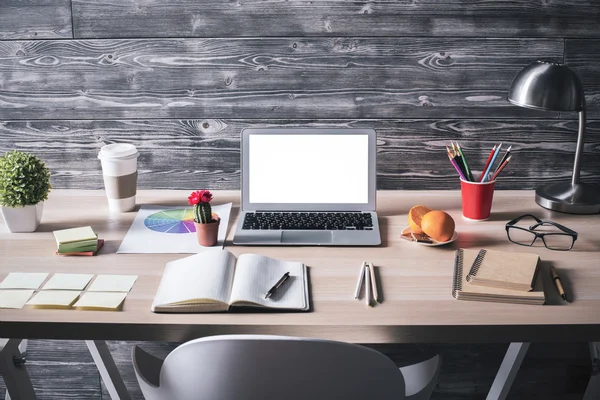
466;249;540;291
452;249;545;305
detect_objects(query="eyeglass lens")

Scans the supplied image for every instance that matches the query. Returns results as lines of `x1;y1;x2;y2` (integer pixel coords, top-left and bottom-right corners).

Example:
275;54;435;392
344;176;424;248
542;234;574;250
507;228;536;246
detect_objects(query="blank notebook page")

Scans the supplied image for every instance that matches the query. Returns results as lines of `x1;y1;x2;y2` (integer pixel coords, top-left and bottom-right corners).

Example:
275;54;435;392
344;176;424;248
230;254;307;309
153;250;235;306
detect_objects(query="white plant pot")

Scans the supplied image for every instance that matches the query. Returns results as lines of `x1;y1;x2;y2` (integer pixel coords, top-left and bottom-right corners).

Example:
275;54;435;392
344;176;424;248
1;202;44;233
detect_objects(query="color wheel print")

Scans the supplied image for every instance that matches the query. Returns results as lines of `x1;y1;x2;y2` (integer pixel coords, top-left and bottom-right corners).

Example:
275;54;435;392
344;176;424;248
144;209;197;233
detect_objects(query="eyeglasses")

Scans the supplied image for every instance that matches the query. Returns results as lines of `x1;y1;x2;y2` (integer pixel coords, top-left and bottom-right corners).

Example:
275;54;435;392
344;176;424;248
505;214;578;251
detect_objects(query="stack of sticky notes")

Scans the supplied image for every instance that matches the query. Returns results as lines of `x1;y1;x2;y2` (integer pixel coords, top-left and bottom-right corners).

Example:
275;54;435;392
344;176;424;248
53;226;104;256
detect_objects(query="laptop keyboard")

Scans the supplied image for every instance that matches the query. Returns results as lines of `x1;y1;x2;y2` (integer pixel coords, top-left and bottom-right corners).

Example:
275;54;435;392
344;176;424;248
242;212;373;230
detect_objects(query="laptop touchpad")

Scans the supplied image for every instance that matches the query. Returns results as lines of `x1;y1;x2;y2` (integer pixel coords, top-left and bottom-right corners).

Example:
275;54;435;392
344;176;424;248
281;231;333;244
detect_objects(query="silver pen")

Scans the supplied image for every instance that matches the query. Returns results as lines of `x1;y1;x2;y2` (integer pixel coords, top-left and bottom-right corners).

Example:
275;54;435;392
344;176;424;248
354;262;366;299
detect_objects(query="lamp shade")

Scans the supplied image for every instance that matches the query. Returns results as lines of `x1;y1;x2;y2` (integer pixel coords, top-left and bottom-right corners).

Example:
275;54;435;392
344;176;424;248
507;60;584;112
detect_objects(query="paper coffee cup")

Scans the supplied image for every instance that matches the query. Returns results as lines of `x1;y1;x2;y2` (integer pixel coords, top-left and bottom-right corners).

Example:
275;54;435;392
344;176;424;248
98;144;139;212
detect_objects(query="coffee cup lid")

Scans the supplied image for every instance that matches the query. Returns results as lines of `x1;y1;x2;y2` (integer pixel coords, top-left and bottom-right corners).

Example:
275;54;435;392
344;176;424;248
98;143;139;160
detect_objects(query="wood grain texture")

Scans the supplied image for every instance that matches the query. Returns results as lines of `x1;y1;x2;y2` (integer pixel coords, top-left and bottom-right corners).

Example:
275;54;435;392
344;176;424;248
71;0;600;39
565;39;600;116
1;190;600;344
0;340;100;399
0;0;72;40
0;38;564;119
1;119;598;190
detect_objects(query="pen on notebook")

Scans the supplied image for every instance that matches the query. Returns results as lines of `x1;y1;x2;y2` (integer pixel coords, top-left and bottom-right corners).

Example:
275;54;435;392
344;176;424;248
354;262;366;300
368;262;379;303
490;156;511;181
455;142;475;182
364;264;372;307
264;271;290;299
479;144;497;182
481;142;503;182
550;266;568;303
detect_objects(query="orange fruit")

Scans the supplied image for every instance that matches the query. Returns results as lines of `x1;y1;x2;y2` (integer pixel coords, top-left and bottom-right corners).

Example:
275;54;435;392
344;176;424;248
408;205;432;234
421;211;455;242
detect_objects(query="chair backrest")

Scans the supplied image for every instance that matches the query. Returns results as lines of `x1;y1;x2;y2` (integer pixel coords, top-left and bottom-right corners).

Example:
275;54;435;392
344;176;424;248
134;335;407;400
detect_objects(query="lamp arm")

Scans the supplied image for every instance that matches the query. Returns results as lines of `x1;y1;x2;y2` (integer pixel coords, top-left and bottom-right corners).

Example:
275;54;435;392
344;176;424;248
572;96;586;185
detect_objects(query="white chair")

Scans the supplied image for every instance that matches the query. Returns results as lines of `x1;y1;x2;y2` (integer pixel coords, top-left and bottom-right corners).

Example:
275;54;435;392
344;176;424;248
132;335;441;400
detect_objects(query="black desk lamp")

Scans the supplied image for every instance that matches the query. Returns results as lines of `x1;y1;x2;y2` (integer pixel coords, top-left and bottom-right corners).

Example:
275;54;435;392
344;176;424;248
508;60;600;214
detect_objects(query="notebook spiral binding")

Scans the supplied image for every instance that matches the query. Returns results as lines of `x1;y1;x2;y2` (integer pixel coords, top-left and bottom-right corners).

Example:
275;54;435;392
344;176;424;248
451;249;464;299
466;249;487;283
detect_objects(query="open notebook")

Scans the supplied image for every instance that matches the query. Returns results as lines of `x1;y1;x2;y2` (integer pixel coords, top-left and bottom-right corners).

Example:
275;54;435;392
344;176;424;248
151;249;309;313
453;249;545;305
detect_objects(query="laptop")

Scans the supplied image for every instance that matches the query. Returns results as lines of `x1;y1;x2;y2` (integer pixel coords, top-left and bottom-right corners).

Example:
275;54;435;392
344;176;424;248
233;128;381;246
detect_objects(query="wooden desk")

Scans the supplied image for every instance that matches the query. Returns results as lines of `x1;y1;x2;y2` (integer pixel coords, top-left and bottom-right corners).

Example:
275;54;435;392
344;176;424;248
1;189;599;344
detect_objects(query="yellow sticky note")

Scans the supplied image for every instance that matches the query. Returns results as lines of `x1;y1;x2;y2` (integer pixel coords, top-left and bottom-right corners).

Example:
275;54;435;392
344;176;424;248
42;273;94;291
73;292;127;311
88;275;137;292
0;273;49;290
26;291;80;309
0;290;35;309
53;226;96;245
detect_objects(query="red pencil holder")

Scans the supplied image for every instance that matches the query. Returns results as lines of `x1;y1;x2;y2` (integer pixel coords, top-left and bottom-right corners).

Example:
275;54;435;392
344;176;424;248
460;179;495;221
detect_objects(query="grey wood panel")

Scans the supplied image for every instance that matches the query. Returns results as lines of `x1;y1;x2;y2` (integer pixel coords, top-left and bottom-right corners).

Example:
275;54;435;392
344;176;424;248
0;0;72;40
71;1;600;39
1;118;598;190
0;38;563;120
565;39;600;116
0;340;100;399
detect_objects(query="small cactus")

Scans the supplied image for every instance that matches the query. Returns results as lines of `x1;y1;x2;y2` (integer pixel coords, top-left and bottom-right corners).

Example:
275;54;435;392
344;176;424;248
188;190;215;224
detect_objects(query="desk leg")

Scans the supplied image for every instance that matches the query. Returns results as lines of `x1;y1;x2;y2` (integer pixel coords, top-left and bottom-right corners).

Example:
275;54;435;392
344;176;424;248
486;342;530;400
0;339;36;400
583;342;600;400
85;340;131;400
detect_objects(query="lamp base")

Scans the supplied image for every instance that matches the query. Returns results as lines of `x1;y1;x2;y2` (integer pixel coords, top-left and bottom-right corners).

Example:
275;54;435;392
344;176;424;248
535;182;600;214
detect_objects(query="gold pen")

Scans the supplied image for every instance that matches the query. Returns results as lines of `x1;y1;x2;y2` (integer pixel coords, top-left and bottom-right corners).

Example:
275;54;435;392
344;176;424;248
365;264;372;307
550;266;568;303
368;262;379;303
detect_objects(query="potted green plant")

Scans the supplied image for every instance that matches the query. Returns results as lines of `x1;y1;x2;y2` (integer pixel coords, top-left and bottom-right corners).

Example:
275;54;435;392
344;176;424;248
0;150;51;232
188;189;220;246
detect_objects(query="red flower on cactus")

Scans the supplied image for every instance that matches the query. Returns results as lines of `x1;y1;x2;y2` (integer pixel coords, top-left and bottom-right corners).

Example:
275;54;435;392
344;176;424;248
199;190;213;203
188;190;213;205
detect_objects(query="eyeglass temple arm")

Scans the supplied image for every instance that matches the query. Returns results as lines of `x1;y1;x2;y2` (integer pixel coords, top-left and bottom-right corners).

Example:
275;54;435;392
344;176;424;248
529;221;578;236
507;214;542;226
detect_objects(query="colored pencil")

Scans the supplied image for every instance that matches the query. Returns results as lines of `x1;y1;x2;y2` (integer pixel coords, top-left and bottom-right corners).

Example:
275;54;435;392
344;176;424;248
455;142;474;182
481;142;503;182
479;144;497;182
451;142;468;179
446;145;453;157
490;155;511;181
448;153;467;181
494;145;512;174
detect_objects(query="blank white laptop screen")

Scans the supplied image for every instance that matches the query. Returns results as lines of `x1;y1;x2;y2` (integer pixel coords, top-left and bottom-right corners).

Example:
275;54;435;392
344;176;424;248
248;134;369;204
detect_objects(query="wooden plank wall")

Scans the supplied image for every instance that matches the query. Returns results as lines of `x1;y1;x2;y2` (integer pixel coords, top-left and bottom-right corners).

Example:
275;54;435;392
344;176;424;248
1;2;599;399
1;1;599;191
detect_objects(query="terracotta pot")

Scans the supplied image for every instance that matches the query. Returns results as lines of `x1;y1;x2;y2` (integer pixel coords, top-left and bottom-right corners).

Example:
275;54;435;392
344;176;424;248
194;216;220;247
